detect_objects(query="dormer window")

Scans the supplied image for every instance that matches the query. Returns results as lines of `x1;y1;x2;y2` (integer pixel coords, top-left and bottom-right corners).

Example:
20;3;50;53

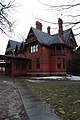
30;44;38;53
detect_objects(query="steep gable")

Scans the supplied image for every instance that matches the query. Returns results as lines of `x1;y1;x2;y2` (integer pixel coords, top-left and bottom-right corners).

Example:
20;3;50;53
63;28;77;48
5;40;21;54
25;20;77;49
26;27;64;46
25;28;38;44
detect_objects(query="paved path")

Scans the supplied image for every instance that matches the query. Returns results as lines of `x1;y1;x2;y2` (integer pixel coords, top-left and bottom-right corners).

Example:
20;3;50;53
17;79;62;120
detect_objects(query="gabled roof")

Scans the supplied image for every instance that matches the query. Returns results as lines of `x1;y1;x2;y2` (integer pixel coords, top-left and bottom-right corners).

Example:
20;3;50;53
0;54;30;61
5;40;21;53
27;27;75;47
63;28;72;41
31;27;64;45
64;28;77;47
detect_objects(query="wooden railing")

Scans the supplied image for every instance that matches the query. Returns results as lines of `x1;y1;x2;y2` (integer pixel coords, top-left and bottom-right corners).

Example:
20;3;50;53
50;50;65;55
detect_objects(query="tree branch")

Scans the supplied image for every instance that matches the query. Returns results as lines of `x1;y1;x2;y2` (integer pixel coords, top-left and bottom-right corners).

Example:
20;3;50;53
37;0;80;9
0;0;17;35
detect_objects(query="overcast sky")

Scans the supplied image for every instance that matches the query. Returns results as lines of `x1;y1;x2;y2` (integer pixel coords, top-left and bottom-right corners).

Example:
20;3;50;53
0;0;80;54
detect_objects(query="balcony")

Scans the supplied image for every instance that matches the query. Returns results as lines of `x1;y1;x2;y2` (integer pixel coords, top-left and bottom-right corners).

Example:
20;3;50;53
55;50;65;54
50;50;65;55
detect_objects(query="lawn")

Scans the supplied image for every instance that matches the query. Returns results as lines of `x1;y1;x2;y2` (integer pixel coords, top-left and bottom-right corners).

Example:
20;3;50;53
28;80;80;120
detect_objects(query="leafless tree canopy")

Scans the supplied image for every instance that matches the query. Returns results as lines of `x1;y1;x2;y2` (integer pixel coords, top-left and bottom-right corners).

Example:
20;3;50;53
37;0;80;39
0;0;17;35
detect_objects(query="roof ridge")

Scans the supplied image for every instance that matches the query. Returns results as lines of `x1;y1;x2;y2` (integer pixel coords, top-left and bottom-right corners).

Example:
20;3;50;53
31;27;51;36
9;39;21;43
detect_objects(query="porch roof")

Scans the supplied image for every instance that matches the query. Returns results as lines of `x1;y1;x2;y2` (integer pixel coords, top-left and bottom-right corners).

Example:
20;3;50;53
0;55;30;61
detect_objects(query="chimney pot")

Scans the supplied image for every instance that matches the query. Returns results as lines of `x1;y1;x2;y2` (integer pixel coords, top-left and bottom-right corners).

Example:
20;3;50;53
36;21;42;31
47;26;51;34
58;18;63;40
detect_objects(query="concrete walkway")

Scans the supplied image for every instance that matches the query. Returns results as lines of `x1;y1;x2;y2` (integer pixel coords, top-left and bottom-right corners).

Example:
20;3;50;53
17;79;62;120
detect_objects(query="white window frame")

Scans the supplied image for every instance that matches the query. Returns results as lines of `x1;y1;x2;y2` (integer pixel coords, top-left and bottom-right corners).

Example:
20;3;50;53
30;44;38;53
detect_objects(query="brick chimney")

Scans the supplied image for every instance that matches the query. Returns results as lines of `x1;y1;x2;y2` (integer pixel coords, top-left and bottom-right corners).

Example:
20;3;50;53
58;18;63;40
47;26;51;34
36;21;42;31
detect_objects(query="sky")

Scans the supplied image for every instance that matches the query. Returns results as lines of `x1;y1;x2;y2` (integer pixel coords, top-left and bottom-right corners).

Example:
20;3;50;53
0;0;80;54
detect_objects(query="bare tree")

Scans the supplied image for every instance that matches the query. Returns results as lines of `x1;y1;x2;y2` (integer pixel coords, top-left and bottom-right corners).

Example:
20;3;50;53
14;33;25;42
0;0;17;35
36;0;80;38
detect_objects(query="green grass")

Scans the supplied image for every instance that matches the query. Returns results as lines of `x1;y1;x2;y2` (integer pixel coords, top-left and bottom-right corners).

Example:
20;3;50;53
28;81;80;120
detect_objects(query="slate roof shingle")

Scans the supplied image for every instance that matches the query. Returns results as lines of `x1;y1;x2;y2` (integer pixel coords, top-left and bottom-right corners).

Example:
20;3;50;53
31;27;73;46
6;40;21;52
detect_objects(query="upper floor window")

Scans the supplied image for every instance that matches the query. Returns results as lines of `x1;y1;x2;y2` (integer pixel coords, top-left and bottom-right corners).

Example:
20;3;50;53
28;60;32;69
57;58;61;69
31;44;38;53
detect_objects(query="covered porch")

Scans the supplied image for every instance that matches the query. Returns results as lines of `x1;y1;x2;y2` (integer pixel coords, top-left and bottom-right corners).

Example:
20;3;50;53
0;55;30;76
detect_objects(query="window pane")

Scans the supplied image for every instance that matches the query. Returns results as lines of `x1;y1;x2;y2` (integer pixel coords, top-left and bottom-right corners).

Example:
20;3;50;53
16;62;20;70
29;60;32;69
57;58;61;69
36;45;38;52
63;58;65;69
30;44;38;53
68;60;71;67
33;46;35;52
36;58;40;69
31;46;33;53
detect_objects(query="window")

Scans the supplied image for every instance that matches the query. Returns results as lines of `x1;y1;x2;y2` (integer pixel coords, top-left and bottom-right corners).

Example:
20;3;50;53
28;60;32;69
21;62;27;70
62;46;64;50
36;58;40;69
33;46;35;52
35;44;38;52
16;62;20;70
30;44;38;53
63;58;65;69
56;45;61;50
68;60;71;68
31;46;33;53
57;58;61;69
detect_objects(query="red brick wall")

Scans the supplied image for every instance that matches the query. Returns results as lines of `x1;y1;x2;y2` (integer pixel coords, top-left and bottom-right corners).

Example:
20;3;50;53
24;41;75;76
